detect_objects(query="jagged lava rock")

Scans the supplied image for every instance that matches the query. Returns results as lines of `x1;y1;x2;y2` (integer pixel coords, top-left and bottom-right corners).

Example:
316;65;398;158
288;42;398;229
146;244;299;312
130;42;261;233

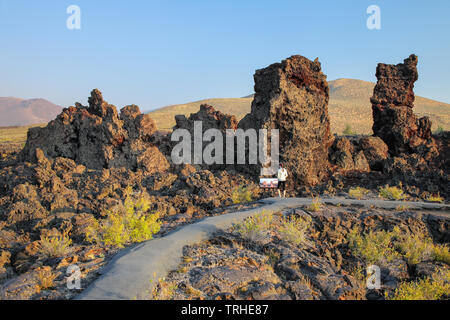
21;89;169;173
371;55;433;155
329;137;370;173
174;104;238;132
173;104;238;169
239;55;332;187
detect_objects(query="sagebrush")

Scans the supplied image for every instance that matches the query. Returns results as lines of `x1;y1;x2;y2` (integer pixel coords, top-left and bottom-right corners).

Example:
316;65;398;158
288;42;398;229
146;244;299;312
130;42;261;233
233;210;273;242
39;230;72;258
278;215;311;245
231;185;254;204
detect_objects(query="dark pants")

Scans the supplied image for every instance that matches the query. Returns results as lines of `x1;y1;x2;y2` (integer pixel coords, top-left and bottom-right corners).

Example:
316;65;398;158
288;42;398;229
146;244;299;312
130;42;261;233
278;181;286;191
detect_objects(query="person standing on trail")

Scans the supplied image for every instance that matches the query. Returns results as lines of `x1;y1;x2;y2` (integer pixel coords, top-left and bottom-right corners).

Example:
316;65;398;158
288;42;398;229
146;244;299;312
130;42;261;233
277;163;288;198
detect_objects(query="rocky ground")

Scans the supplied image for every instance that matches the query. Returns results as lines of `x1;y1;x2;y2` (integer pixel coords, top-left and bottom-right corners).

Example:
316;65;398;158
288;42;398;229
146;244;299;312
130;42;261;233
0;143;264;299
0;54;449;300
152;203;449;300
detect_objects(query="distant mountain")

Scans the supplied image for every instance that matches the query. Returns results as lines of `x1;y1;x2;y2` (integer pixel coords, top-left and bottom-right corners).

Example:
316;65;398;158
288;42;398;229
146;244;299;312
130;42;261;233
0;97;62;127
149;79;450;134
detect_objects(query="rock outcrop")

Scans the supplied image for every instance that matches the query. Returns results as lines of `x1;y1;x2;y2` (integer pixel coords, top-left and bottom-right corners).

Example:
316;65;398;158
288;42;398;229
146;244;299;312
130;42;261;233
21;89;169;174
174;104;238;133
329;137;370;173
329;136;389;173
173;104;238;169
239;55;332;187
371;55;432;155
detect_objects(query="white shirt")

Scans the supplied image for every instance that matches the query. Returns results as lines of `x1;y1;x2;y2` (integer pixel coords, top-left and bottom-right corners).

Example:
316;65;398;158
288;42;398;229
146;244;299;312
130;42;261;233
277;168;288;181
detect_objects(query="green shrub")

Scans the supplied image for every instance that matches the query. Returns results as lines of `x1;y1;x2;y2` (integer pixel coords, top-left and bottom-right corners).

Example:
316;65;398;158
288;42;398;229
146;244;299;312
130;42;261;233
433;245;450;265
233;210;273;242
388;269;450;300
308;197;323;212
86;188;161;248
231;185;254;204
395;232;434;265
379;185;406;200
348;187;370;200
343;124;356;136
347;227;398;264
39;230;72;258
278;215;311;245
349;226;450;266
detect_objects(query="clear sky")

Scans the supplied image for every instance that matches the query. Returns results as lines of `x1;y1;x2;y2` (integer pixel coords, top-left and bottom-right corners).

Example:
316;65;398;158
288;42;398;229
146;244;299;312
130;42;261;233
1;0;449;111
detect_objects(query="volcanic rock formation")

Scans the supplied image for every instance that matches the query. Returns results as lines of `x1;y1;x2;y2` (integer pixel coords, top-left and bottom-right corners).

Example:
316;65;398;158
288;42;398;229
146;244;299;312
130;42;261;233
174;104;238;133
371;55;432;155
239;55;332;187
173;104;238;169
21;89;169;174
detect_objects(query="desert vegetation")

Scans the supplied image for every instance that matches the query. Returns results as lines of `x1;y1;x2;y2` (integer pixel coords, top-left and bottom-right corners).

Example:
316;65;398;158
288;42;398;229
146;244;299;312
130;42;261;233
278;215;311;245
378;185;406;201
0;53;448;301
38;230;72;258
388;269;450;300
152;203;449;300
233;211;273;242
85;187;161;248
348;187;370;199
231;185;255;204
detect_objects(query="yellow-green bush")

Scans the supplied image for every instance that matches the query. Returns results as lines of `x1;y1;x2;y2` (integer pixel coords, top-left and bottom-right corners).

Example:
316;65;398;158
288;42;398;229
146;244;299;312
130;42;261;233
233;210;273;242
308;197;323;212
433;245;450;265
379;185;406;200
395;232;434;265
231;185;254;204
426;193;444;203
388;269;450;300
347;227;398;264
278;215;311;245
86;188;161;248
348;226;450;266
348;187;370;200
39;230;72;258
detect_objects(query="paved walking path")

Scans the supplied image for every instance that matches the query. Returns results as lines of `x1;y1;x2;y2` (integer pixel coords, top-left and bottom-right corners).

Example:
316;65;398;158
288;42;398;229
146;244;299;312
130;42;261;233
77;197;449;300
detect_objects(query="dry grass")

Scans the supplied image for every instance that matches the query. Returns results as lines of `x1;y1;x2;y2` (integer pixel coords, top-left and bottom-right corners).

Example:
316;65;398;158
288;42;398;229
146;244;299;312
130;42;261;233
0;124;44;145
36;268;58;290
152;278;178;300
278;215;311;245
38;230;72;258
233;210;273;242
307;197;323;212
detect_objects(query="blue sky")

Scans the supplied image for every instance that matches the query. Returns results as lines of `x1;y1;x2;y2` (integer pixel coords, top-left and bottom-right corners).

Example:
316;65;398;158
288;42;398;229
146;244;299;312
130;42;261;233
1;0;449;111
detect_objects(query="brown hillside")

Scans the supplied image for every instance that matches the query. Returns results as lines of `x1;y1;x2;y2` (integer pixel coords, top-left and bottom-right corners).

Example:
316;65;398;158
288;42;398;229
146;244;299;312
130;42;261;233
149;79;450;134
